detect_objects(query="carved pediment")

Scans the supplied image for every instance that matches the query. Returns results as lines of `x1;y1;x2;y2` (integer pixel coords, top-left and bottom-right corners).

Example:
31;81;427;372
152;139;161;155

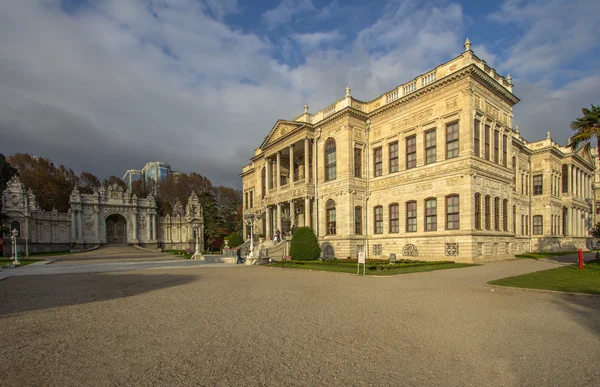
260;120;306;149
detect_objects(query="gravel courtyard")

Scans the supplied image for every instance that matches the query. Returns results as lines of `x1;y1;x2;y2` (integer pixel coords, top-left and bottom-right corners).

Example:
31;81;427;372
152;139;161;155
1;259;599;386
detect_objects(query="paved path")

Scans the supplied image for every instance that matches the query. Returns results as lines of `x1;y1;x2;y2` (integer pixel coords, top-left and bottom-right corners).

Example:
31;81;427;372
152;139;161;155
0;245;235;280
0;256;598;386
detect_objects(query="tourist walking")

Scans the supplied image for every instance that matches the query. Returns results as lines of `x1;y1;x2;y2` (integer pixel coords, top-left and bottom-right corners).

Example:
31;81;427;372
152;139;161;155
236;247;244;264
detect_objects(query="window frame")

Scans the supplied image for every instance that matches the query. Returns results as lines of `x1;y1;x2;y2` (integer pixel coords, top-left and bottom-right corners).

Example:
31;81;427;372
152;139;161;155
485;195;491;230
354;147;362;178
473;119;480;157
406;135;417;169
406;201;417;232
446;195;460;230
494;197;500;231
533;174;543;195
425;198;437;231
374;205;383;234
533;215;543;235
354;206;363;235
389;142;399;173
474;193;481;230
425;129;437;164
324;138;337;182
389;203;399;233
446;121;459;159
326;199;336;235
374;146;383;177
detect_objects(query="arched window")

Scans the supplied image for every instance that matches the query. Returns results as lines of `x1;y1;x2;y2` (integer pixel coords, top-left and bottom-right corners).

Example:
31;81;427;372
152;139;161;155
425;198;437;231
446;195;459;230
389;204;399;233
326;199;336;235
474;193;481;230
406;201;417;232
261;168;266;198
325;138;336;181
374;206;383;234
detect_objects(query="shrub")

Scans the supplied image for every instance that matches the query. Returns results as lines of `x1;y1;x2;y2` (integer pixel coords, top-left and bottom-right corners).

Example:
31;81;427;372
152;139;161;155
289;227;321;261
225;231;244;248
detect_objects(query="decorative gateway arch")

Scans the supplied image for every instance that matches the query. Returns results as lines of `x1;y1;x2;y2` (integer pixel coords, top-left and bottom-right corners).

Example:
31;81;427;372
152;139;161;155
1;177;204;256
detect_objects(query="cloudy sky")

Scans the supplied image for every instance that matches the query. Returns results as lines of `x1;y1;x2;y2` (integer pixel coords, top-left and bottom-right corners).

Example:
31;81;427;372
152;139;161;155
1;0;599;188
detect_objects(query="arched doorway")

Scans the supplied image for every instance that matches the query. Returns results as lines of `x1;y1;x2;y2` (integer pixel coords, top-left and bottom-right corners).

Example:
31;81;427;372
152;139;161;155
105;214;127;244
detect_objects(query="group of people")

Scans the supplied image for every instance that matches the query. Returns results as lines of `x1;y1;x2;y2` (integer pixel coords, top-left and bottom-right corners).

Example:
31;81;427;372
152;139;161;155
272;225;296;245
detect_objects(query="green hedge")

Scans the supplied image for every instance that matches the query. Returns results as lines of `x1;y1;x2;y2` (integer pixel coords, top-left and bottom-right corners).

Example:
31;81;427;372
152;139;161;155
225;231;244;248
289;227;321;261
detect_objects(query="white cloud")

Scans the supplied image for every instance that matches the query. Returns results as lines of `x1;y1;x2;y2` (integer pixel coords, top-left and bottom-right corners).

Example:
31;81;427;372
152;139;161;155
291;30;344;52
261;0;315;29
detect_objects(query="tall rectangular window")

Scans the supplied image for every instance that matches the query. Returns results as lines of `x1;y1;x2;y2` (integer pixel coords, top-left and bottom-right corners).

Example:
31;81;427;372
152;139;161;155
533;215;543;235
521;215;525;235
513;205;516;233
446;122;459;159
475;193;481;230
425;130;436;164
406;136;416;169
502;135;508;167
474;119;480;157
525;215;529;235
562;164;569;193
494;197;500;230
374;206;383;234
503;199;508;231
533;175;543;195
484;124;490;160
389;142;399;173
389;204;399;233
406;201;417;232
354;148;362;178
425;198;437;231
493;130;499;163
374;147;382;177
446;195;459;230
485;196;491;230
354;206;362;235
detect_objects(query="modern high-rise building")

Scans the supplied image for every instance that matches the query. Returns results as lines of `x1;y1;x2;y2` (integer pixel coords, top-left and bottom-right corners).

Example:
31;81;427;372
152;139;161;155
122;162;172;188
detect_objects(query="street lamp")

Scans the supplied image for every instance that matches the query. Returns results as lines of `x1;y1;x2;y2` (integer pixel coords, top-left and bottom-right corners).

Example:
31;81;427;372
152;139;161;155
244;212;263;259
11;229;19;265
192;223;200;255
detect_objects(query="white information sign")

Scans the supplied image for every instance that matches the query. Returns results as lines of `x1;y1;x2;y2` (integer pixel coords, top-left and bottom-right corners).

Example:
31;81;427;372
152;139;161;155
358;252;366;264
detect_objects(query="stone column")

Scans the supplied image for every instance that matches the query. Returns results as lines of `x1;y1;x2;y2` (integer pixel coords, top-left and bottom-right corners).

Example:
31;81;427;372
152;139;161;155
290;144;295;187
276;203;282;233
132;211;137;242
290;200;295;227
152;214;156;241
95;209;100;243
71;210;76;241
304;138;310;183
78;210;83;242
265;157;271;191
305;197;311;228
147;213;151;241
276;151;281;189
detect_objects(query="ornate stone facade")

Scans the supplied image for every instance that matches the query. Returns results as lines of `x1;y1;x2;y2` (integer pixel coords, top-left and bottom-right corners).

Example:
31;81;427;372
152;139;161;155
1;179;204;255
241;40;595;263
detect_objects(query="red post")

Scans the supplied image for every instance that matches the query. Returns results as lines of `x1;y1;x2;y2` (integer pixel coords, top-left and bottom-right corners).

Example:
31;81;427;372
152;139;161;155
578;248;583;270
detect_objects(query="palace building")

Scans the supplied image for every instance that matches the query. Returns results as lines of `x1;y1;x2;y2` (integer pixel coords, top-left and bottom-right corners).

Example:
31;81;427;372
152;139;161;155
240;39;596;263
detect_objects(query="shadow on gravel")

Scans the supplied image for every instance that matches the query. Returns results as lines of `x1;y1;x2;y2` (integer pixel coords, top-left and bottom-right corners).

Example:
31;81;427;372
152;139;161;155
0;272;199;316
552;295;600;337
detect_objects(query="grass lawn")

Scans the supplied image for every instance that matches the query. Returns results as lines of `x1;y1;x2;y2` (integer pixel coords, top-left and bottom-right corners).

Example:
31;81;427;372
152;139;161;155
264;259;476;276
515;251;580;260
0;259;41;268
489;260;600;295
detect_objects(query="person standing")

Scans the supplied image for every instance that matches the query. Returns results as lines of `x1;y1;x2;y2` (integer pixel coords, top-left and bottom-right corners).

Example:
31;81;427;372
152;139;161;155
236;247;244;264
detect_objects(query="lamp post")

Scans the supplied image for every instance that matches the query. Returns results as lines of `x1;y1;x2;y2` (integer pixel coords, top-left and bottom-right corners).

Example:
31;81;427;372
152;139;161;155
192;223;200;255
11;229;19;265
244;212;263;259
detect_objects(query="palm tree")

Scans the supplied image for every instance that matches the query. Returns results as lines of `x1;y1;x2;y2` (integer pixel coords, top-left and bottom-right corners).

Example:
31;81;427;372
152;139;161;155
569;104;600;160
